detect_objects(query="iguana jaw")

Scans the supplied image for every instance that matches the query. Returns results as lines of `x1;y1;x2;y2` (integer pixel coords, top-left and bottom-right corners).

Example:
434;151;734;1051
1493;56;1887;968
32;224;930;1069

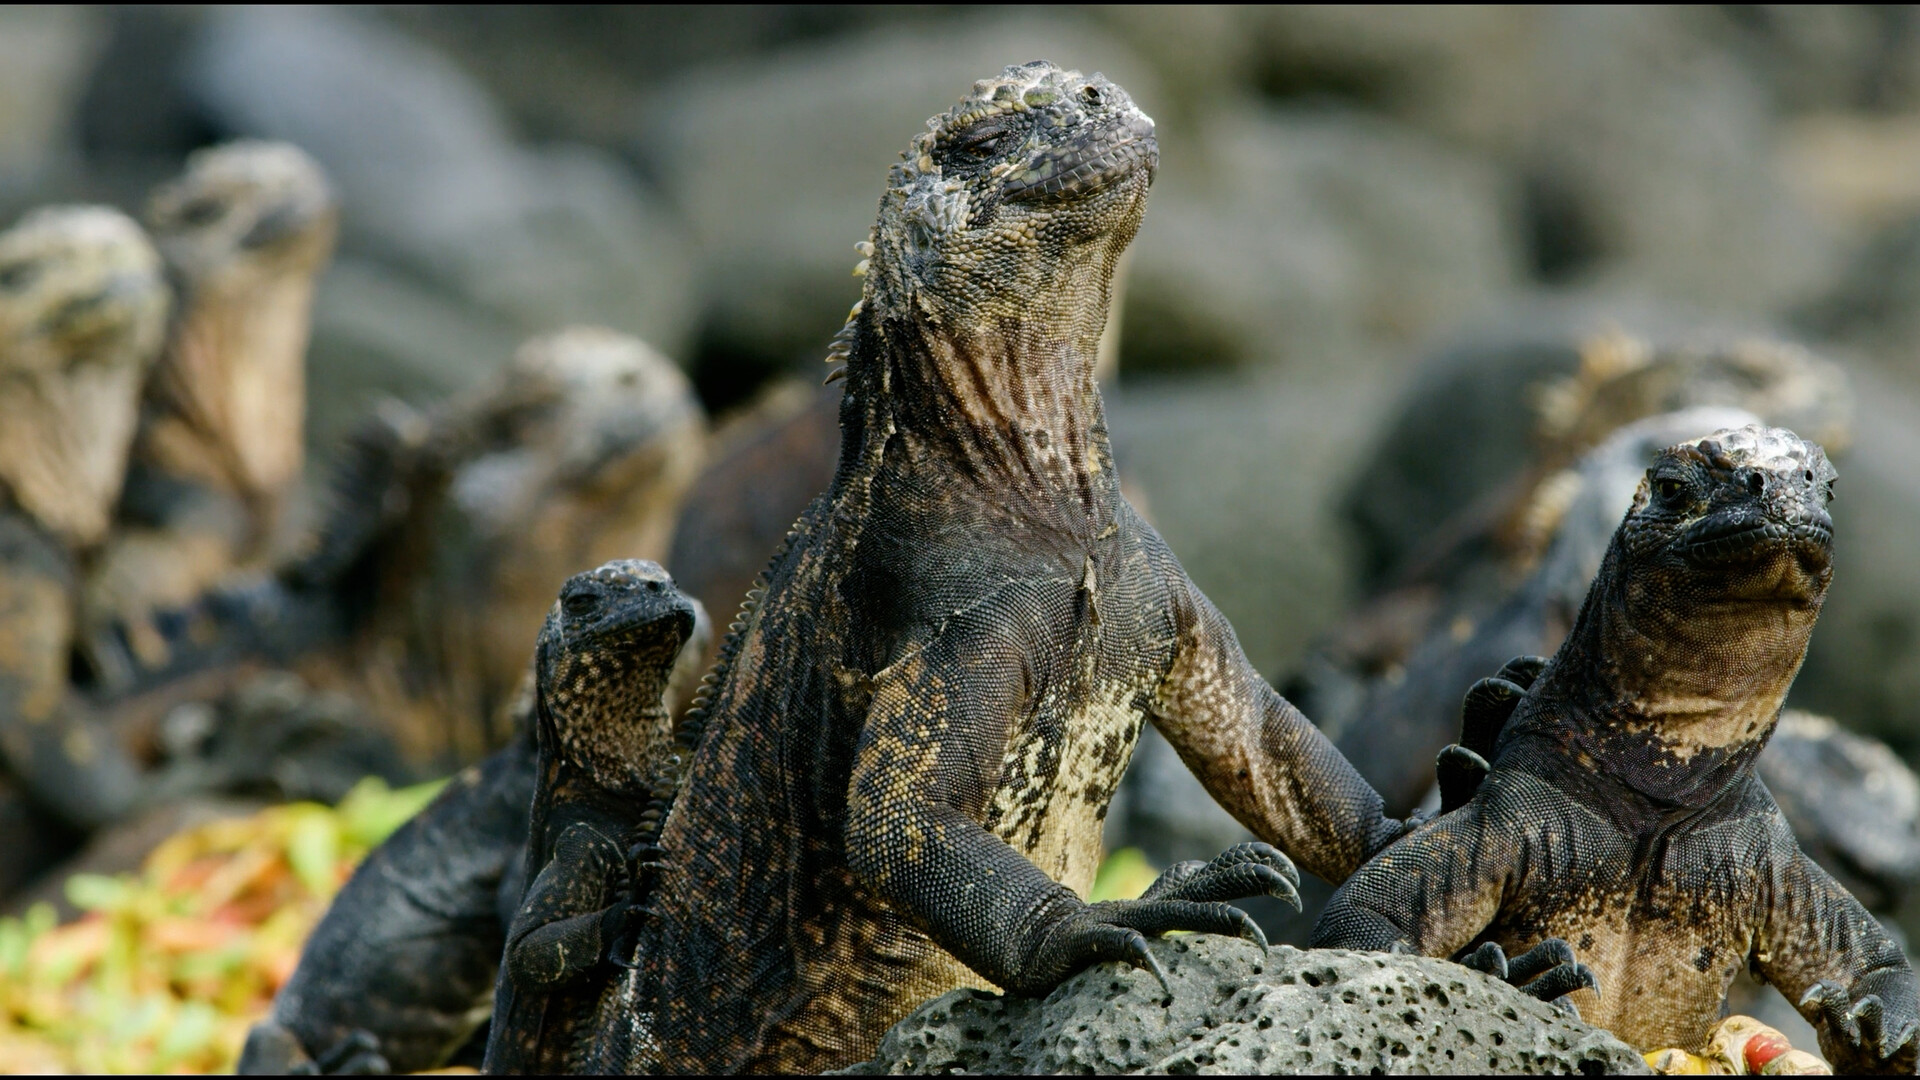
0;206;168;547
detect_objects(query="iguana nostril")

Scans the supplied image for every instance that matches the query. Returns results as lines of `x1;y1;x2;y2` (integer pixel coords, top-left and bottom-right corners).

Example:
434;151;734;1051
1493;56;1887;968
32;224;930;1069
1081;85;1104;106
1747;471;1766;496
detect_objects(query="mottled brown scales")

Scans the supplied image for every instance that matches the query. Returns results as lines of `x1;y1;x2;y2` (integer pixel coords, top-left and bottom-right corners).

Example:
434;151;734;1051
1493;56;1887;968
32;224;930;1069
0;206;168;835
1316;424;1919;1074
599;62;1400;1075
485;559;696;1074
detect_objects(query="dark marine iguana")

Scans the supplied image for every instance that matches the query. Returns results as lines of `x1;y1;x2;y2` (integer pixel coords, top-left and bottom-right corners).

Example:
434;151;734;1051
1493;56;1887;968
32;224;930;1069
584;61;1521;1075
1314;424;1920;1073
235;574;709;1076
483;559;696;1073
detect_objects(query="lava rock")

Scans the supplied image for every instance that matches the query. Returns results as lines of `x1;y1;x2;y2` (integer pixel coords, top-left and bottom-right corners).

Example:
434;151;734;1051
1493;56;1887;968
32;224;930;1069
841;936;1648;1075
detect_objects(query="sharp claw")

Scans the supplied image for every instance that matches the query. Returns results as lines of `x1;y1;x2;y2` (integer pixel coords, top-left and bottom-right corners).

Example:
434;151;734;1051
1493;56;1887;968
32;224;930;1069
1884;1019;1919;1059
1272;877;1302;912
1459;941;1509;981
1847;994;1883;1023
1234;909;1270;953
1119;930;1174;1001
1551;996;1582;1021
1800;981;1843;1012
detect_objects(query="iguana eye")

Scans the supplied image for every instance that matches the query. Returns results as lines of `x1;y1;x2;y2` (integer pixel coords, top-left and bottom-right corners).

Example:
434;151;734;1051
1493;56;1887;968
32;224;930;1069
1654;477;1687;504
177;197;227;228
0;261;40;292
563;591;602;617
959;133;1004;159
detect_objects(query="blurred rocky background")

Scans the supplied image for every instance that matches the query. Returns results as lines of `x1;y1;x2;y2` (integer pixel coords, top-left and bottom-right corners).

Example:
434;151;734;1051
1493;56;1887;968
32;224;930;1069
6;6;1920;1064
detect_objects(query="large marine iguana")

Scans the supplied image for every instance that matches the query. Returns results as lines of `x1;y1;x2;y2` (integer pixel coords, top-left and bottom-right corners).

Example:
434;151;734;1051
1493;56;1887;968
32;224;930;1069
234;580;709;1076
591;60;1447;1075
1314;425;1920;1073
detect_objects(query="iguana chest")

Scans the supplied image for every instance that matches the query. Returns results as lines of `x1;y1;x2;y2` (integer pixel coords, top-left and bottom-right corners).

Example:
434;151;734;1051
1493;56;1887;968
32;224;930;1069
983;553;1175;891
1489;798;1765;1053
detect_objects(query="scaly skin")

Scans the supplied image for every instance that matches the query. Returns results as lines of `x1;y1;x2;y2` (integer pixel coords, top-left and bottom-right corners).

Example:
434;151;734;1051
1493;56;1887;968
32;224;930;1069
236;594;710;1076
0;206;169;835
600;62;1401;1075
484;560;695;1074
81;141;337;691
1316;425;1919;1074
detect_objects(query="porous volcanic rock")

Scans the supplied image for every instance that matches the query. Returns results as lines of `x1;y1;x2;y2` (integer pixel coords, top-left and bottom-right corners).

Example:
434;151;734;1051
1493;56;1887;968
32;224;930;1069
840;936;1649;1075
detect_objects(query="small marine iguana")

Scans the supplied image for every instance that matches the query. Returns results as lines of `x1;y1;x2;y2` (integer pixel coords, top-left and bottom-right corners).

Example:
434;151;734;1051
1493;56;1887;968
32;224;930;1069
235;569;708;1076
484;559;695;1073
1315;424;1919;1073
592;61;1442;1074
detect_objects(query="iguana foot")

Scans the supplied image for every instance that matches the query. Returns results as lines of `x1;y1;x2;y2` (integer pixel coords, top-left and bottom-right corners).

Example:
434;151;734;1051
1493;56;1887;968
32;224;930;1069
1036;844;1300;1001
1800;981;1919;1074
1458;654;1548;760
312;1029;390;1075
1457;939;1597;1018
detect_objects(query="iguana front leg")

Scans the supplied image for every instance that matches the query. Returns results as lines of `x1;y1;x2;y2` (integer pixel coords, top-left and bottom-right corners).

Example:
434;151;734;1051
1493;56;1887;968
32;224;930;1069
844;614;1285;996
1311;788;1594;1007
502;823;629;992
1756;844;1919;1074
1151;578;1402;883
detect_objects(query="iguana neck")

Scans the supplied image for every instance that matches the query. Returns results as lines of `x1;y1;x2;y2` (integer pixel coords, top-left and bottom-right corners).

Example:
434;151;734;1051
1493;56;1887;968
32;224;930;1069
836;301;1120;535
146;270;313;505
1515;541;1814;807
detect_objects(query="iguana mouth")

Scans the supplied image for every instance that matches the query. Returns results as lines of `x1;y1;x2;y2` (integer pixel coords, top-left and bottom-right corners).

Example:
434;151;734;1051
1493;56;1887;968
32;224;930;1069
1680;512;1833;570
1002;114;1158;204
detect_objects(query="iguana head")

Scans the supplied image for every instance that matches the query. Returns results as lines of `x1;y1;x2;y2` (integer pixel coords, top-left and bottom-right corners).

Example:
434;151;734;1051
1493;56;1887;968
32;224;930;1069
536;559;699;792
864;59;1155;327
1622;424;1835;610
844;61;1155;510
144;140;337;500
0;206;169;547
147;140;336;290
1545;424;1836;781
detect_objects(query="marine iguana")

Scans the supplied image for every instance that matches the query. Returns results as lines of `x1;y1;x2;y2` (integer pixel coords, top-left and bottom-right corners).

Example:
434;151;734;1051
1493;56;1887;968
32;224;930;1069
594;61;1425;1075
120;326;706;768
0;205;169;842
483;559;696;1073
80;140;337;691
233;582;710;1076
1314;424;1920;1073
1305;330;1854;816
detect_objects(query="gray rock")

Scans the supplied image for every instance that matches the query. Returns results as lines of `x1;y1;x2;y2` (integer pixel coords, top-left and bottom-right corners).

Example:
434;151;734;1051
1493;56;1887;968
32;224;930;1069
0;7;101;188
181;6;694;445
840;936;1649;1075
1123;102;1523;378
634;15;1163;367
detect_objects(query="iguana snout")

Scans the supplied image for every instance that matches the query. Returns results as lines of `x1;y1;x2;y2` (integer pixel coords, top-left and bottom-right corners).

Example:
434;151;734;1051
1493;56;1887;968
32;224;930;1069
550;559;697;656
